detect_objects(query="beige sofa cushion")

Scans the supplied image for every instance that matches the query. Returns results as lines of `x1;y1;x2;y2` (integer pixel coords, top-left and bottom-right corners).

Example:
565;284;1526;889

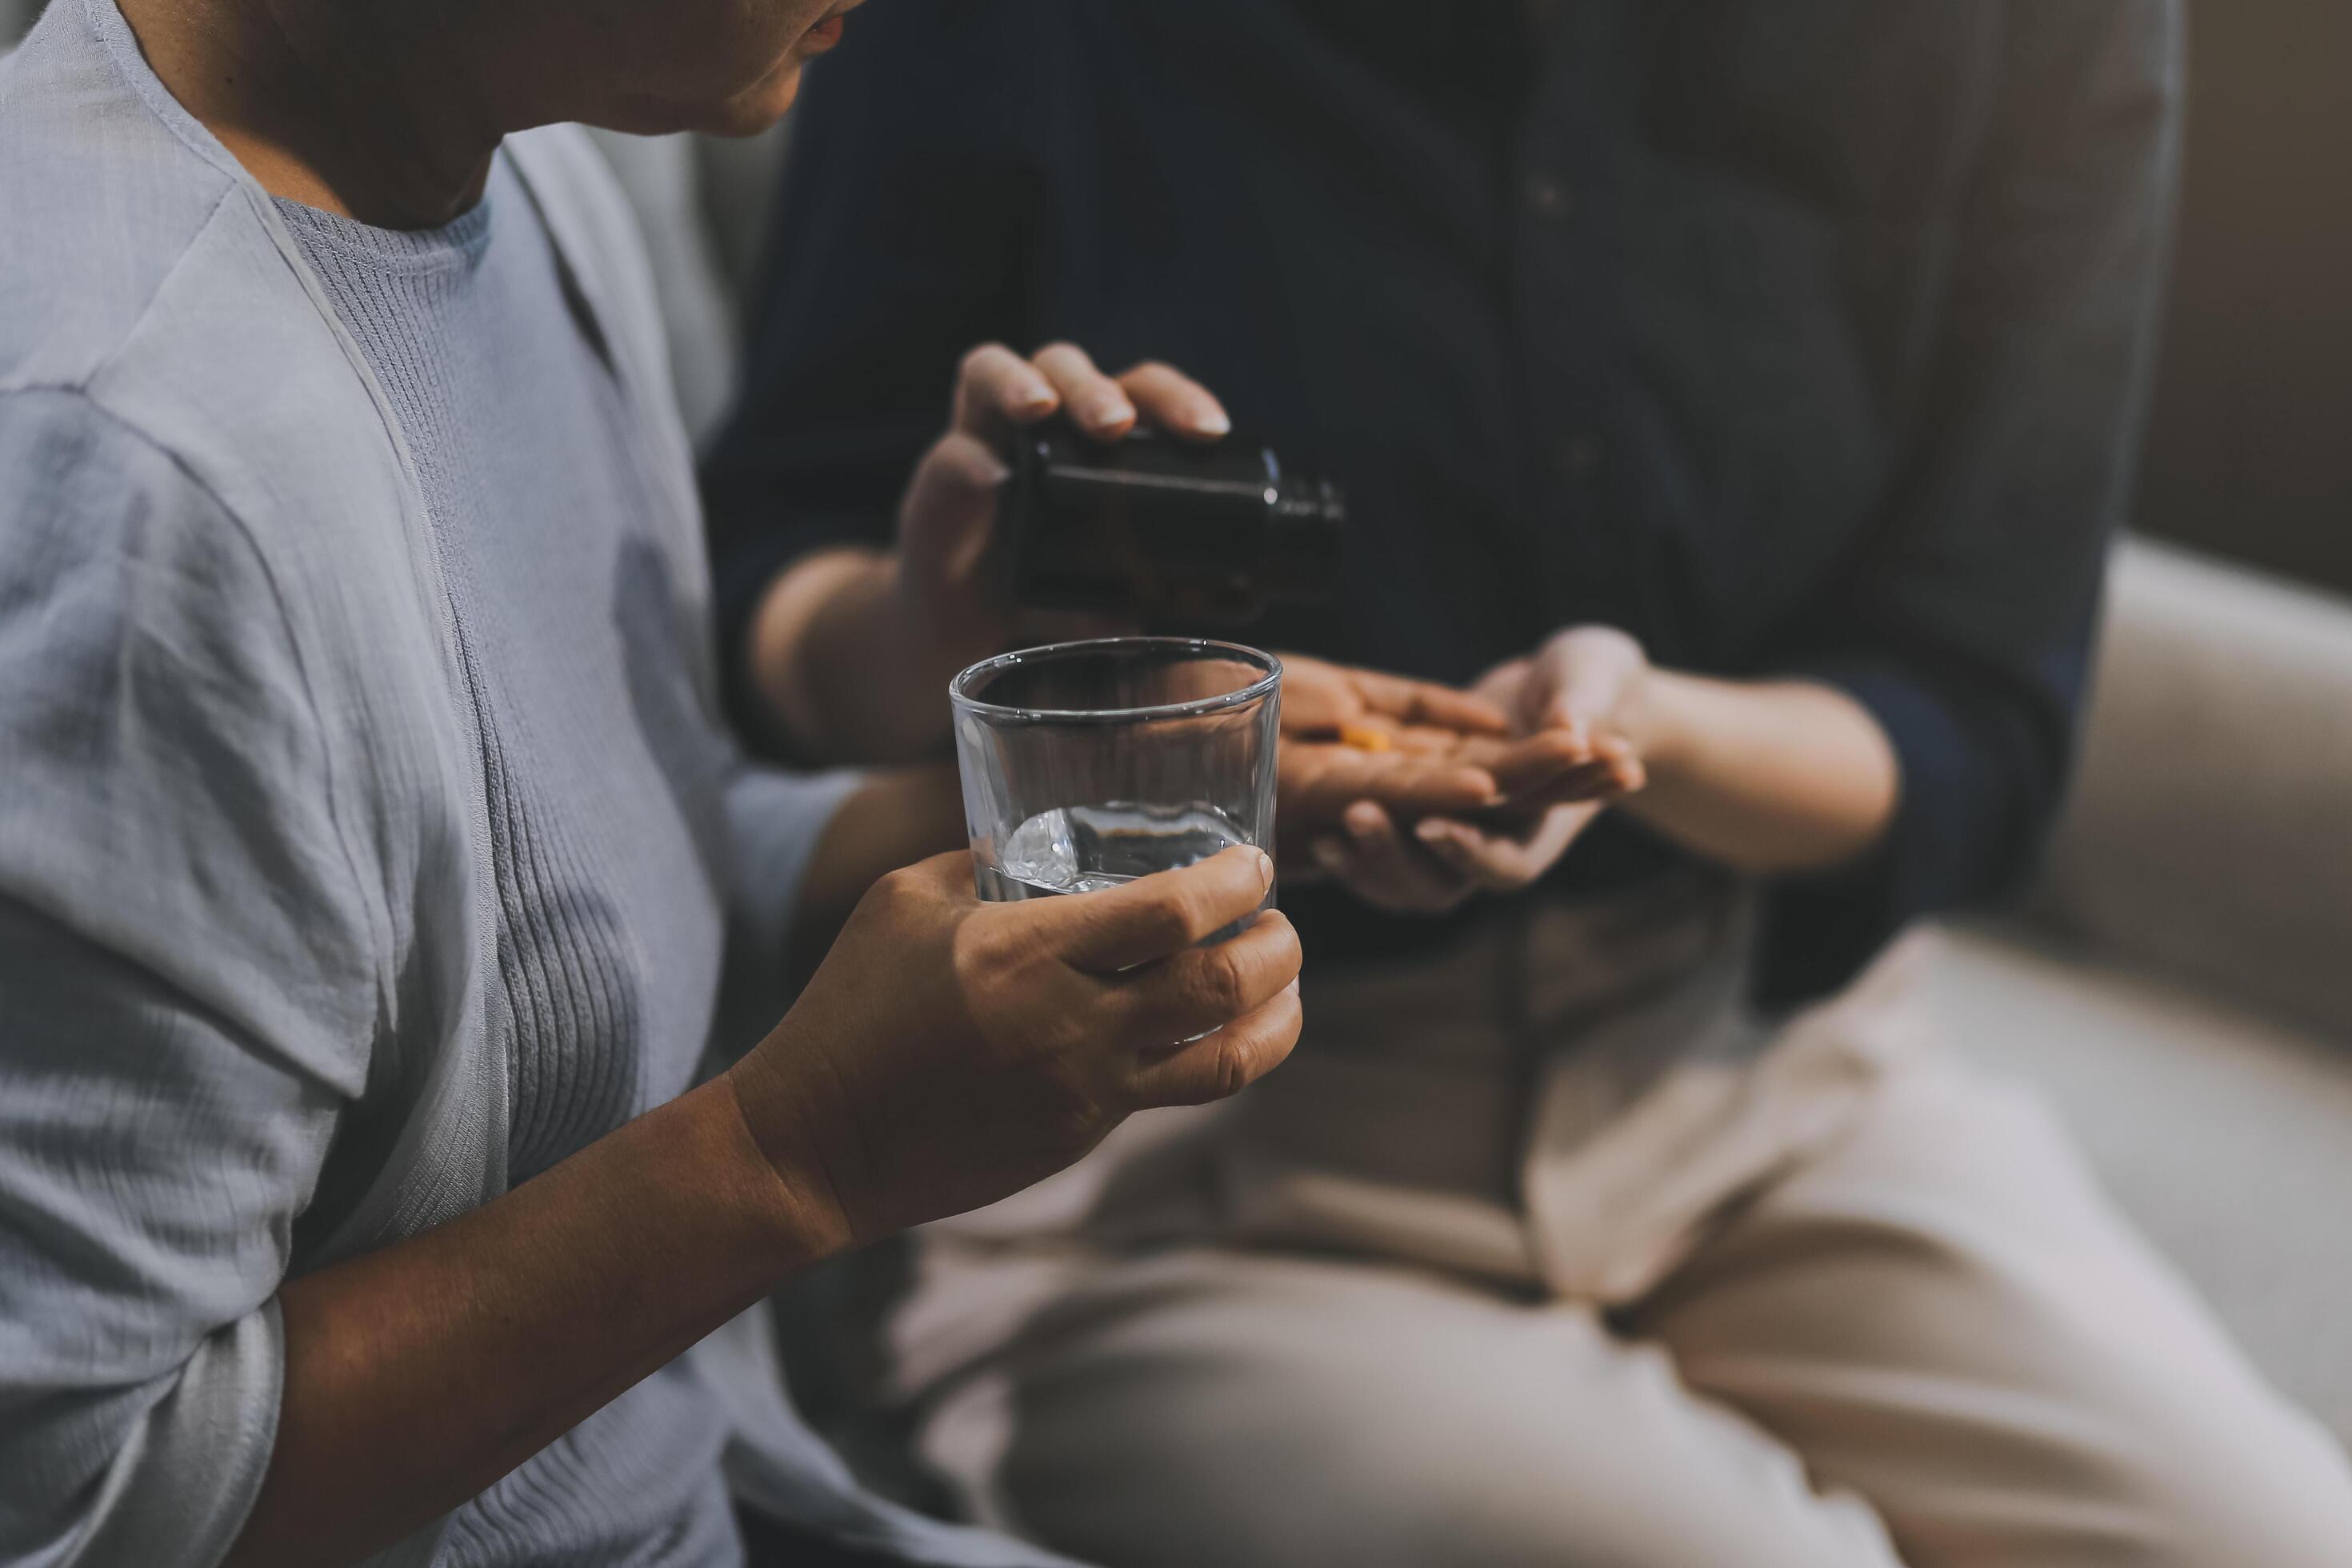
2039;540;2352;1036
1925;923;2352;1446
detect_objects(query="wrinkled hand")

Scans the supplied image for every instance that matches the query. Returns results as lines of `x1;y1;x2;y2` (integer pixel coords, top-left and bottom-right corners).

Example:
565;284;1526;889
728;847;1298;1249
1299;635;1650;915
893;342;1231;662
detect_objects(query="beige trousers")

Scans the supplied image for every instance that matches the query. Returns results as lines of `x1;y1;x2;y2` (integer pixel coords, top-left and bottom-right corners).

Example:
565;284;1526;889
881;881;2352;1566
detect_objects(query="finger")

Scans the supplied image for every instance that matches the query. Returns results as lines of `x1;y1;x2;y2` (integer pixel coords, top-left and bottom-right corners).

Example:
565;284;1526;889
1328;802;1474;914
1542;648;1634;746
1271;654;1363;734
1112;910;1300;1046
1459;730;1599;798
1048;844;1274;974
1123;982;1304;1108
1504;752;1646;810
1282;744;1499;829
1411;818;1529;891
1472;657;1532;711
1414;802;1602;891
1411;817;1554;892
899;431;1014;584
1031;342;1137;439
1516;647;1572;737
895;848;988;900
1115;361;1231;442
950;343;1060;438
1346;669;1512;735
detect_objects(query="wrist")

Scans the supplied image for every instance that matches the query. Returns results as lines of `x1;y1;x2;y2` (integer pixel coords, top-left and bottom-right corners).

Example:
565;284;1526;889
714;1055;860;1267
1621;665;1697;778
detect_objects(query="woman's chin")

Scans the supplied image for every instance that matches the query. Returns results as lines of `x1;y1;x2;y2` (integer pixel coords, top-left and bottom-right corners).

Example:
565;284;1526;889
696;62;806;138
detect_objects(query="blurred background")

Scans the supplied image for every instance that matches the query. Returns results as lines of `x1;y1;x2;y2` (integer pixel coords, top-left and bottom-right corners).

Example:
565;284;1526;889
13;1;2345;592
2134;0;2352;595
6;0;2346;1446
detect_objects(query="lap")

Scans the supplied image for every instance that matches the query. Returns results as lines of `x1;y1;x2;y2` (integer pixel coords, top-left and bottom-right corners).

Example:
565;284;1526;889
1625;1058;2352;1567
937;1248;1898;1568
904;1062;2352;1568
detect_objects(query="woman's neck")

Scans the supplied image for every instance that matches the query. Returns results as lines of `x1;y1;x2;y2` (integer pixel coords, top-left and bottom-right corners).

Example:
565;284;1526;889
117;0;503;228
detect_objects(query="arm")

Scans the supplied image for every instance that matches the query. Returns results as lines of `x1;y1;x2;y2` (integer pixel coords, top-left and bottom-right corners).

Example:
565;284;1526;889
0;396;1302;1568
234;846;1298;1568
1622;675;1895;874
1482;629;1898;878
1312;2;2182;932
1750;0;2186;995
231;1079;838;1566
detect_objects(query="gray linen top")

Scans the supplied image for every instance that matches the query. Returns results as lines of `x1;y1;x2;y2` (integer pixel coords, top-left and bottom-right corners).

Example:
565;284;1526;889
0;4;1072;1566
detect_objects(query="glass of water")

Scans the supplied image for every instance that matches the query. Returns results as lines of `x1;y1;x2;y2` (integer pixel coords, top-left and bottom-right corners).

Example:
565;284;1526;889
950;638;1281;935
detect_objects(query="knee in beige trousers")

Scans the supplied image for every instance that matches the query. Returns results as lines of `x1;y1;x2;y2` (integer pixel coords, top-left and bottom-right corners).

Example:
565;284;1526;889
911;1065;2352;1567
890;915;2352;1567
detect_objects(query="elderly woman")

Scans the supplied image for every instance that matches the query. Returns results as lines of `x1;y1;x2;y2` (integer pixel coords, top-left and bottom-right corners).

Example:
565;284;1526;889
0;0;1525;1562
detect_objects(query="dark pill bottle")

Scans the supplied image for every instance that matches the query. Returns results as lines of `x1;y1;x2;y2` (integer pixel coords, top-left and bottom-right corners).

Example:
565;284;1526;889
1002;418;1346;626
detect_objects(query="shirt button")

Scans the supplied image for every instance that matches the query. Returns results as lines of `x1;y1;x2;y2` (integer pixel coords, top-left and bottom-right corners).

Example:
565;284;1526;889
1558;432;1606;480
1526;174;1571;220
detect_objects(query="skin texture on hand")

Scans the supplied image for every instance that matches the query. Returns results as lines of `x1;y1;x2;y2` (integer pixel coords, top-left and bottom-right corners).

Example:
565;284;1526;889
1287;651;1645;914
225;847;1295;1568
751;344;1234;765
730;846;1301;1246
1273;654;1624;875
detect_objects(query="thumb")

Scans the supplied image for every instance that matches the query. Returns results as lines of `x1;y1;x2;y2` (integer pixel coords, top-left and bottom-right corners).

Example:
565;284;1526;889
1518;644;1578;739
902;431;1013;590
1534;635;1632;746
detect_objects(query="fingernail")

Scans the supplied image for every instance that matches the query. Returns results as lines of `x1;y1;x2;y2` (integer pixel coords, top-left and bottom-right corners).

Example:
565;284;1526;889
1015;377;1057;411
1414;818;1450;844
1086;395;1136;429
1286;978;1301;999
1312;838;1348;870
1194;406;1232;437
1253;848;1275;890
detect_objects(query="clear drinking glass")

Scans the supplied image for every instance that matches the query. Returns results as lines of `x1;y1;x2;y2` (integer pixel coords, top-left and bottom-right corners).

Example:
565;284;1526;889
950;638;1282;934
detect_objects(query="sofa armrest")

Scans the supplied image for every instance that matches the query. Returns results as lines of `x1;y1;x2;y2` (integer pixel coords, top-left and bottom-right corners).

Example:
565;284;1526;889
2033;538;2352;1038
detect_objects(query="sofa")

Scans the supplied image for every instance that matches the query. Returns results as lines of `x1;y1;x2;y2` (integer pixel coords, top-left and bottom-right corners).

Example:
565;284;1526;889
1937;539;2352;1443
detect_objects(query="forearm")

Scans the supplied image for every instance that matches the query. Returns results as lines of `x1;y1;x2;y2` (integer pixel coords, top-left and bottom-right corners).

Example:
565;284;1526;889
1625;672;1900;875
224;1078;845;1568
750;547;964;764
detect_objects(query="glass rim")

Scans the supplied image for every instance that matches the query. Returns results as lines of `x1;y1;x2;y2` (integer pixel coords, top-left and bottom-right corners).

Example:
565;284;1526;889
950;637;1284;726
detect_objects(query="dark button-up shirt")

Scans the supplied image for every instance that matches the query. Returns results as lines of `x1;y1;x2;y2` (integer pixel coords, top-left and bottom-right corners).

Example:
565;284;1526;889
704;0;2184;1006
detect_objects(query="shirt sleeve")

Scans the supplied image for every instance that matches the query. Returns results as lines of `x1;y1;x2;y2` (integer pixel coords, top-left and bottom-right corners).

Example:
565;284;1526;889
0;390;378;1566
698;0;1039;745
1757;1;2186;1006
